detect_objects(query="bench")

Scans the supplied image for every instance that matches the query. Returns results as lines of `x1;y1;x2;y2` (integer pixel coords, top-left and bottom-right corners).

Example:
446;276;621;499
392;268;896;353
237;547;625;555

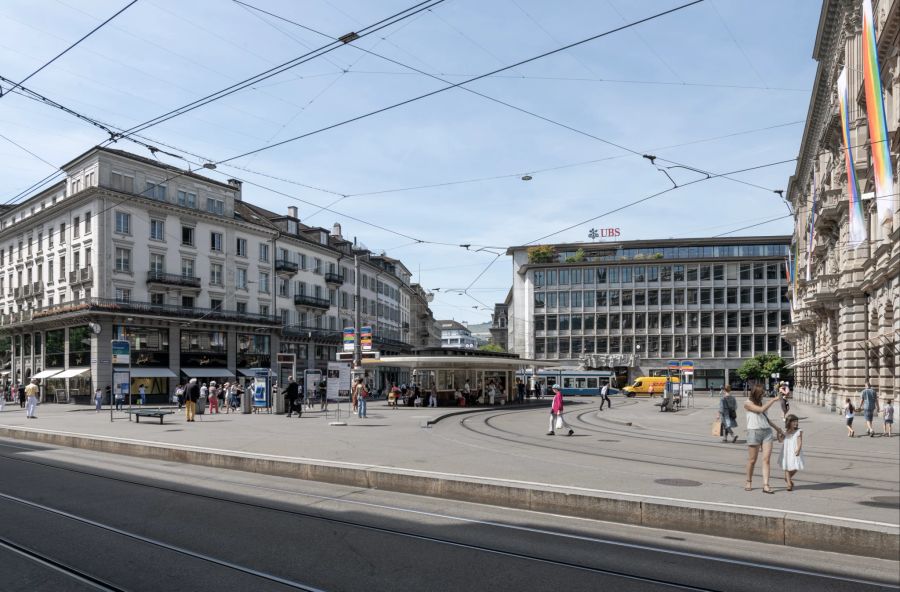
128;409;175;424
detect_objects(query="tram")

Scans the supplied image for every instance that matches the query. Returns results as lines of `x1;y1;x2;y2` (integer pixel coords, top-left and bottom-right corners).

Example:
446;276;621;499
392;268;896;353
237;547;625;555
518;369;618;396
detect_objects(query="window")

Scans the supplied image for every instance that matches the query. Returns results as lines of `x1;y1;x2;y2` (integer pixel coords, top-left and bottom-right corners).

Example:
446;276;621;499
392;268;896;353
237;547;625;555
700;312;711;328
571;290;582;307
559;315;570;331
700;288;711;305
150;293;165;305
621;267;632;283
621;290;633;306
236;302;247;314
48;227;54;247
634;290;645;306
687;289;698;305
84;212;91;234
546;315;557;331
621;313;632;329
558;291;569;308
595;291;607;306
236;238;247;257
766;287;779;304
660;289;672;305
609;313;620;330
144;181;166;201
115;287;131;302
210;298;223;311
608;267;618;284
182;296;195;308
609;290;620;306
673;265;684;281
687;267;698;281
572;268;582;284
740;311;752;328
236;268;247;290
714;311;725;328
674;289;685;305
559;269;569;285
727;311;737;329
633;266;645;282
768;311;779;328
754;286;765;304
634;313;645;329
740;264;752;280
210;263;223;286
713;288;724;305
596;314;607;330
534;271;544;286
584;314;594;331
210;232;223;252
713;265;724;280
110;172;135;193
182;226;195;246
150;253;165;274
73;216;80;238
596;268;607;284
767;264;779;280
548;292;557;308
700;266;710;281
648;266;658;282
547;270;557;286
259;272;270;293
150;219;165;240
660;266;672;281
647;290;658;305
206;198;225;215
260;244;270;262
534;316;545;331
740;287;751;305
727;287;738;304
674;313;685;328
114;248;131;272
753;263;765;280
115;212;130;234
584;268;594;284
181;258;195;278
177;190;196;208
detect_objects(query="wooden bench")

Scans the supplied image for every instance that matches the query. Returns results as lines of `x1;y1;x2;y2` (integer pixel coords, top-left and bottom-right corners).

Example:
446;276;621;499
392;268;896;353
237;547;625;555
128;409;175;424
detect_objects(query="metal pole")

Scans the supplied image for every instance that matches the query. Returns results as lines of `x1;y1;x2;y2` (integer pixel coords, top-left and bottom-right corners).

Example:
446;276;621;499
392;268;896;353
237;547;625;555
353;254;362;377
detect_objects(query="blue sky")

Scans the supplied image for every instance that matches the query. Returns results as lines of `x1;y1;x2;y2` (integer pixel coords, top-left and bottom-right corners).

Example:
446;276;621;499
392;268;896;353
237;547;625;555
0;0;820;322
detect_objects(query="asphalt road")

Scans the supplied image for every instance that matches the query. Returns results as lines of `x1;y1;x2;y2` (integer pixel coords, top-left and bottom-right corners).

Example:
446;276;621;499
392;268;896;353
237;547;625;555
0;439;896;592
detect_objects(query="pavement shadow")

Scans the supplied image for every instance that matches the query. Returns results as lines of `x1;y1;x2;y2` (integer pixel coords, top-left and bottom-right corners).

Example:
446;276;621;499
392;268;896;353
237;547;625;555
793;482;855;491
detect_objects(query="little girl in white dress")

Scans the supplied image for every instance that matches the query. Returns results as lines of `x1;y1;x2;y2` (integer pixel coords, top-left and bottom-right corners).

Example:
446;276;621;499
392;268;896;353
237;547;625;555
781;414;805;491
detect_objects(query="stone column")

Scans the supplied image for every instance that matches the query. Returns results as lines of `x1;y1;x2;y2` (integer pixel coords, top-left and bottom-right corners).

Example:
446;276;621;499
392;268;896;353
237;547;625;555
169;326;180;394
92;321;114;399
837;297;867;406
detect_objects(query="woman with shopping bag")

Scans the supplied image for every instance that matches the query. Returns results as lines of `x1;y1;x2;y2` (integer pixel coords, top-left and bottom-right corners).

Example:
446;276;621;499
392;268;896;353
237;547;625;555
546;384;574;436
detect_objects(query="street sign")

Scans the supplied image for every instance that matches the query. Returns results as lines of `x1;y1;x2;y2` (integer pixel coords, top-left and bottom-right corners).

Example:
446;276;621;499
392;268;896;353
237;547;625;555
336;351;380;361
342;328;355;352
111;340;130;365
680;360;695;375
360;326;373;351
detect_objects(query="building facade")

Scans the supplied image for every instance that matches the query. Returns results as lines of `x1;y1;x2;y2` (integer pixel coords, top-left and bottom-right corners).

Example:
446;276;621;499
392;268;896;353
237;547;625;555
438;320;479;349
0;147;433;401
781;0;900;410
506;237;793;389
489;291;510;351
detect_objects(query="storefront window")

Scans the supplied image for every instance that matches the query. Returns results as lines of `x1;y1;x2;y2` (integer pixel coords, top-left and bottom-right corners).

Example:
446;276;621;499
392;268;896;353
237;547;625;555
45;329;65;368
23;334;32;356
116;326;169;367
33;333;41;355
180;331;227;367
237;334;271;368
68;325;91;367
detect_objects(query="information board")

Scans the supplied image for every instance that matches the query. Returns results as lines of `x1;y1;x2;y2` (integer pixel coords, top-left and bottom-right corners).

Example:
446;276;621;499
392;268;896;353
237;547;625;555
326;361;351;401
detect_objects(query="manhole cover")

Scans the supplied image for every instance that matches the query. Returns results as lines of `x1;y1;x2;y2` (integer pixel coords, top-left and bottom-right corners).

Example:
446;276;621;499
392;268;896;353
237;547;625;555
865;496;900;508
655;479;702;487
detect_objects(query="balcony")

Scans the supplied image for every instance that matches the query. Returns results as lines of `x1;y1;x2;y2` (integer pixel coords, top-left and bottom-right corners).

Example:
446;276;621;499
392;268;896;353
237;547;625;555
69;266;94;286
816;189;842;223
146;271;201;289
294;294;331;310
324;272;344;286
275;259;299;276
281;325;342;343
27;297;280;325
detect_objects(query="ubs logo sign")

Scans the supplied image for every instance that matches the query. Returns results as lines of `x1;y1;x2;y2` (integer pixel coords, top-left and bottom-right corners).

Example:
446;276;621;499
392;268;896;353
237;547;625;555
588;227;621;240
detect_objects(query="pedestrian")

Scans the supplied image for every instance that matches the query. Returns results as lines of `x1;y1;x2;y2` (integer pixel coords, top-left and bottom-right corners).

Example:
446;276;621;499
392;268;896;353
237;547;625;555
138;384;147;406
778;382;790;422
719;385;738;443
175;384;185;410
319;381;328;411
780;414;805;491
297;382;305;411
516;378;525;404
185;378;199;422
115;386;125;410
860;381;879;437
599;381;612;411
464;380;472;404
285;376;300;418
388;382;398;409
429;383;438;408
351;378;359;414
540;380;547;400
25;379;39;419
649;383;655;399
743;385;784;493
94;387;103;412
208;382;220;414
217;382;225;410
547;383;573;436
105;385;112;406
18;383;26;408
883;401;894;437
354;378;368;419
844;398;856;437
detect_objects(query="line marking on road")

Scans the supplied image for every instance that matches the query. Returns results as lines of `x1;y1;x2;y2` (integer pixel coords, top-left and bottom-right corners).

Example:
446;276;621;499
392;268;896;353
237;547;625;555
1;426;898;530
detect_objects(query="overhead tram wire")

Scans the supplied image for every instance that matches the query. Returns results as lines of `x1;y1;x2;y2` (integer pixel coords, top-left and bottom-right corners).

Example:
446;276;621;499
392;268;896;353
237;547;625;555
212;0;707;165
712;214;793;237
107;0;446;141
0;0;139;99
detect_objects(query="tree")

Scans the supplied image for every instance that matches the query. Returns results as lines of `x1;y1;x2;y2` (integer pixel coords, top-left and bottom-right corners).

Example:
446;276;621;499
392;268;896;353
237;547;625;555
527;245;557;264
736;354;791;386
565;248;586;263
479;343;505;353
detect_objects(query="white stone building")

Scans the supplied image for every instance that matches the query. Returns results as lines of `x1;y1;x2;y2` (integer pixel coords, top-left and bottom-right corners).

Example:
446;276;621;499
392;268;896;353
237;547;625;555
782;0;900;410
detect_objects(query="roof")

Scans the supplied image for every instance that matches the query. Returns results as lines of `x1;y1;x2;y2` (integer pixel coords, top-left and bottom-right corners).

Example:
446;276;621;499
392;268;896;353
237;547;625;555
507;235;792;254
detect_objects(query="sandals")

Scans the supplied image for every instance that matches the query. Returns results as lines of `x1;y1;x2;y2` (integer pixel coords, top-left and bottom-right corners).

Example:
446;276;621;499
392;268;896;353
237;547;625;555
786;483;794;492
762;485;775;494
744;482;752;491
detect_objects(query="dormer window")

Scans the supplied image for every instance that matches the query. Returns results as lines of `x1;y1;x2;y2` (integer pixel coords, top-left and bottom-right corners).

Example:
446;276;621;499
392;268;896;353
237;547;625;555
287;220;298;235
320;232;327;245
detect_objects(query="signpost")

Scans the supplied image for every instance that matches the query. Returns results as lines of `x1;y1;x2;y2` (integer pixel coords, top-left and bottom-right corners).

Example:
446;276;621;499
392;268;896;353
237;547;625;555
342;328;355;352
110;339;130;422
360;326;373;351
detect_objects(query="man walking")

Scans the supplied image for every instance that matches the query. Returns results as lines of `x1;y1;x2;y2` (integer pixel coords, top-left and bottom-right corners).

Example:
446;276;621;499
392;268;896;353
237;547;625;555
547;383;573;436
18;383;26;408
718;385;738;443
138;384;147;406
599;381;612;411
185;378;199;422
25;379;39;419
861;381;879;437
353;378;368;419
285;376;300;418
516;378;526;404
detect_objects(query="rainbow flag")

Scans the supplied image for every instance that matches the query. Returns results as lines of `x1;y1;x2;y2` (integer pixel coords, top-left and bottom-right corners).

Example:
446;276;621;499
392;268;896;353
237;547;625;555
862;0;895;225
806;173;816;281
837;68;867;247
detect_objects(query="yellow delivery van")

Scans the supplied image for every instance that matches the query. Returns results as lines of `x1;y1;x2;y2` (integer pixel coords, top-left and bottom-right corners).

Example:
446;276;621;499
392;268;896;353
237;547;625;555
622;376;678;397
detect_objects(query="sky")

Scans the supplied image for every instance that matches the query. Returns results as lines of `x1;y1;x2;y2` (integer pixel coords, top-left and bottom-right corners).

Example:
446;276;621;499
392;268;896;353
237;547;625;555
0;0;821;323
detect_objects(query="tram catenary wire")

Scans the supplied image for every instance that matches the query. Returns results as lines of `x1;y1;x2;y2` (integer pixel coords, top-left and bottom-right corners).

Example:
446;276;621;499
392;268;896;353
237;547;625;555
0;452;725;592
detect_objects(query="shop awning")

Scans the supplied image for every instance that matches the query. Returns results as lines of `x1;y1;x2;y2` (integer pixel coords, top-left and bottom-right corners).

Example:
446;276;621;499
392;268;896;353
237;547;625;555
32;369;62;379
129;368;178;378
55;368;91;379
181;368;234;378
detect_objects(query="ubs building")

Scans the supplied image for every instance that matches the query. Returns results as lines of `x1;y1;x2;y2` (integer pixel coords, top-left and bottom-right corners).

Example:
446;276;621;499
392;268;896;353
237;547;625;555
506;236;793;389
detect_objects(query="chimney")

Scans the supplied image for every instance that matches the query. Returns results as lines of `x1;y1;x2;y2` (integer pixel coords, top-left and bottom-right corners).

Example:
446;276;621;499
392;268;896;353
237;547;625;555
227;179;242;200
332;222;342;239
288;206;298;219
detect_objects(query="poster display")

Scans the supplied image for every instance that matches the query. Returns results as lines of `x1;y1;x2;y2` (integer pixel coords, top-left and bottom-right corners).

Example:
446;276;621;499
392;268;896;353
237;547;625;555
326;362;351;401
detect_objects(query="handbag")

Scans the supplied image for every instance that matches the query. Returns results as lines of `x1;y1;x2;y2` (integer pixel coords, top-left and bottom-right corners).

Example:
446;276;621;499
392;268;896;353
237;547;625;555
555;415;564;430
711;419;722;436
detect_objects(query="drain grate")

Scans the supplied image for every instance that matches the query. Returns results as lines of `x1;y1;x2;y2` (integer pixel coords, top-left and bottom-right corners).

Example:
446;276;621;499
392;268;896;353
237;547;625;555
655;478;702;487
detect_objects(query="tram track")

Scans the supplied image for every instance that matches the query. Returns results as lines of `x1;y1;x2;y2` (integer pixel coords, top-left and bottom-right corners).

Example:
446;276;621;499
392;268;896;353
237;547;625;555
0;449;745;592
0;536;128;592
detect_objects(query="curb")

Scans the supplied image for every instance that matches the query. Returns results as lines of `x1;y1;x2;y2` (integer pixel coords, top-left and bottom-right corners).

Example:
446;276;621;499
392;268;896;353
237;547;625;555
1;425;896;560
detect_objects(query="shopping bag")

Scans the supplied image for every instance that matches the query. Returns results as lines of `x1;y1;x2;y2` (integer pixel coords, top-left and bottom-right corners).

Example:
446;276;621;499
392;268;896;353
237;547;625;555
711;420;722;437
555;415;564;430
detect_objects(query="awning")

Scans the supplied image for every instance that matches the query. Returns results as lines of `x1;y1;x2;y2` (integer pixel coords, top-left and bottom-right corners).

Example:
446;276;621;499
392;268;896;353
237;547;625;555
55;368;91;379
181;368;234;378
32;369;62;379
129;368;178;378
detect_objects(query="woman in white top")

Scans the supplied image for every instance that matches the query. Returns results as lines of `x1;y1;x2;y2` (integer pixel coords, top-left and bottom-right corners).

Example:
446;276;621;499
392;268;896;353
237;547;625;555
743;385;784;494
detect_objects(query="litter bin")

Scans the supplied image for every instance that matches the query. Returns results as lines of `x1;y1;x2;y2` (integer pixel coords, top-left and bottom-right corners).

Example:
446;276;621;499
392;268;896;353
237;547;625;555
196;395;207;415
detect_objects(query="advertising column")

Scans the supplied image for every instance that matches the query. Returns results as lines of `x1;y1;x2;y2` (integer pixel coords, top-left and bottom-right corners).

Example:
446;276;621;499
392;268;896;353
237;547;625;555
110;339;130;422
